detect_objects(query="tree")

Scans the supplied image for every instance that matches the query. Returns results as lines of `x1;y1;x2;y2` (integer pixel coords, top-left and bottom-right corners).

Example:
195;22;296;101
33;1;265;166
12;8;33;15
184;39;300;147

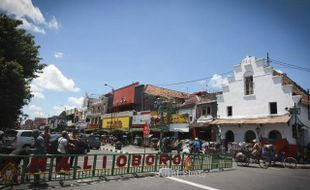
0;15;45;129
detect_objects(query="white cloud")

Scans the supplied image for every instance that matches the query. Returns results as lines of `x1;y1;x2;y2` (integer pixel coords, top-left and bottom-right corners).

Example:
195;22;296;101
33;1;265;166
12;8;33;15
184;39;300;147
208;74;228;89
20;18;46;34
31;64;80;93
47;16;60;30
54;52;64;59
53;105;74;115
31;91;45;99
274;69;283;74
33;111;45;117
0;0;60;34
28;105;42;112
68;97;84;107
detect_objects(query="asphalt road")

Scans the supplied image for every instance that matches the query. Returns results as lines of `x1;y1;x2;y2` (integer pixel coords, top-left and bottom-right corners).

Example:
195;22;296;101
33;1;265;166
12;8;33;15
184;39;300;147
62;165;310;190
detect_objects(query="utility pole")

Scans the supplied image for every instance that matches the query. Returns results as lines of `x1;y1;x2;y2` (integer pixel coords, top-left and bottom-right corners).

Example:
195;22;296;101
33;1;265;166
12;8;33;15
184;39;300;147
307;88;310;120
289;104;302;161
266;52;270;67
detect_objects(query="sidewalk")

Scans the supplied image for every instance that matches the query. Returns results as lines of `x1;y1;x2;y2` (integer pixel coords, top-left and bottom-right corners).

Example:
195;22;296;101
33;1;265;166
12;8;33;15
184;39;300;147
101;144;159;154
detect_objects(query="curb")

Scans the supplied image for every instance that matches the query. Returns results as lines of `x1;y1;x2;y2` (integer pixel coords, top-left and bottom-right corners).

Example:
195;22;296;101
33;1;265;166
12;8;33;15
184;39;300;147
296;164;310;169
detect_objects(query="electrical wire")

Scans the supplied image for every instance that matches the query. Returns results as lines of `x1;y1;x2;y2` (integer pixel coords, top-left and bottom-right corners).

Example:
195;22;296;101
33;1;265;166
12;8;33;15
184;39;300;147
155;71;233;86
270;58;310;72
155;58;309;87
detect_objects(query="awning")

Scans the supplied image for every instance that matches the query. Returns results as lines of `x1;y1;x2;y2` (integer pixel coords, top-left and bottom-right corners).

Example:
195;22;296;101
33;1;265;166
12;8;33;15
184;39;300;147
211;114;291;125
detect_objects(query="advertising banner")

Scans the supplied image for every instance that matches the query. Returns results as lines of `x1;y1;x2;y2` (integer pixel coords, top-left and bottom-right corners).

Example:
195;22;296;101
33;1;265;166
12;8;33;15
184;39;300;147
170;114;188;123
102;117;130;129
132;115;151;125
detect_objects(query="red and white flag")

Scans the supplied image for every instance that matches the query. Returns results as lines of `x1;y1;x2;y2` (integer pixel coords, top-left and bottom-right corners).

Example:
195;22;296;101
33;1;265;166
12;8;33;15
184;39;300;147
143;121;150;138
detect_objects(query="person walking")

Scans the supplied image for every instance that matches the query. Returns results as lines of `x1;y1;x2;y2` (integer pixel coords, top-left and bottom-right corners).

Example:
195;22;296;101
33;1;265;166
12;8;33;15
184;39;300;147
43;126;51;152
56;131;70;173
68;130;79;168
27;129;47;186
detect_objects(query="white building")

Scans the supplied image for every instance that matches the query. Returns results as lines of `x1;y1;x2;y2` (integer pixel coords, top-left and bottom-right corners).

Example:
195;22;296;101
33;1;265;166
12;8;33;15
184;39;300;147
214;56;310;156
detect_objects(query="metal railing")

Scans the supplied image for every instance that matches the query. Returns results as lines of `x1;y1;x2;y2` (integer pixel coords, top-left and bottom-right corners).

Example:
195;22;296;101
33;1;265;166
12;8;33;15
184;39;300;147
0;153;232;186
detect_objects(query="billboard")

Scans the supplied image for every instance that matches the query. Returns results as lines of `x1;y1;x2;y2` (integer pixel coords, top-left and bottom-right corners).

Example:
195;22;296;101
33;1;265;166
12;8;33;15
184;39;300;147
102;117;130;129
132;115;151;125
113;83;139;106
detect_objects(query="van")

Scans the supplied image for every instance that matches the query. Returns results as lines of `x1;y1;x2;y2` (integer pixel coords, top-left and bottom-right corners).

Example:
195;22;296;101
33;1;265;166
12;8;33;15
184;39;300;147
2;129;35;153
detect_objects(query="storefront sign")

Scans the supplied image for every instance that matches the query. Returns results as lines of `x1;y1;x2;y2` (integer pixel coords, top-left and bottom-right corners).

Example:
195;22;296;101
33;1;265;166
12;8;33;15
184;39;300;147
170;114;188;123
102;117;130;129
132;115;151;125
87;123;98;129
169;123;189;132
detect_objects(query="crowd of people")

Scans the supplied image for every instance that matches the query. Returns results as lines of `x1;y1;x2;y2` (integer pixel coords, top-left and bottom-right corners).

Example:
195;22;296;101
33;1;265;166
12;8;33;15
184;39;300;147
0;127;91;184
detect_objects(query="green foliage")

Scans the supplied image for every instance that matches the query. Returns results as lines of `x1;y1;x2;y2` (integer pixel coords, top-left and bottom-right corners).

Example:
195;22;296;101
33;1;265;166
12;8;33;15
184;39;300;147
0;15;44;129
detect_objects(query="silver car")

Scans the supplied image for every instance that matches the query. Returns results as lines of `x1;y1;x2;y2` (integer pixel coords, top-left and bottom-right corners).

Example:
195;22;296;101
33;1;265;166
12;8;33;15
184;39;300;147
2;129;35;154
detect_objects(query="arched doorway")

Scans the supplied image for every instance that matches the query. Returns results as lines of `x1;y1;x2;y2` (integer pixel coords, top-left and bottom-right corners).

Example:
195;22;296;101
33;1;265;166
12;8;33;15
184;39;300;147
225;130;235;143
244;130;256;143
268;130;282;140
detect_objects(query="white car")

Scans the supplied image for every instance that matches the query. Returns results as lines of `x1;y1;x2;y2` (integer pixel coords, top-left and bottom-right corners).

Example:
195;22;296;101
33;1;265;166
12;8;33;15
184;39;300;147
2;129;35;154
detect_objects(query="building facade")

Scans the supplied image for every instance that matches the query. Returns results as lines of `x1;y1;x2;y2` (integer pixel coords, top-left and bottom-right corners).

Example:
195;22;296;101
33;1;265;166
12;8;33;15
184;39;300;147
214;56;310;156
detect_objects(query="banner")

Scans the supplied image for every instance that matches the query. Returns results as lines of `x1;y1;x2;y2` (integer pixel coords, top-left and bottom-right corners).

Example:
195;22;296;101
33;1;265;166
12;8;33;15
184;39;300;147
143;122;150;138
170;114;188;123
102;117;130;129
132;115;151;125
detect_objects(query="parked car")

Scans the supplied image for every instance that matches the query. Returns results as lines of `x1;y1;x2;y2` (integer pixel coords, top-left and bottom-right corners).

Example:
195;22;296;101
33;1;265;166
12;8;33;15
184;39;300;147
2;129;35;154
88;134;101;150
48;133;90;154
47;133;62;154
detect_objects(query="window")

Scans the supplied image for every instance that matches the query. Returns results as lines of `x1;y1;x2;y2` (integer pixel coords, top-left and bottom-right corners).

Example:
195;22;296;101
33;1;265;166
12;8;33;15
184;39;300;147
244;76;254;95
21;131;33;137
207;107;211;115
270;102;278;114
202;109;206;115
268;130;282;140
227;106;233;116
225;130;235;143
244;130;256;143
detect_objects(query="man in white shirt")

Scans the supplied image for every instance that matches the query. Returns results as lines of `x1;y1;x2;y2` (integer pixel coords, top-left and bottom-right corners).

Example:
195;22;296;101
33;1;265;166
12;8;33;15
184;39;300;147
56;131;70;172
58;131;68;154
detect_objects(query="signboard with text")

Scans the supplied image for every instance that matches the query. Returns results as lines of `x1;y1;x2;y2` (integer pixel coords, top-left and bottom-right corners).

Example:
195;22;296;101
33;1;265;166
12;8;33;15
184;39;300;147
102;117;130;129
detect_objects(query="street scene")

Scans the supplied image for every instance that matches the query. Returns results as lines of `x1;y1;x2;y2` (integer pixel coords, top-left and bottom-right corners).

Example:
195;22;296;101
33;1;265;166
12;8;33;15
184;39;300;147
1;0;310;190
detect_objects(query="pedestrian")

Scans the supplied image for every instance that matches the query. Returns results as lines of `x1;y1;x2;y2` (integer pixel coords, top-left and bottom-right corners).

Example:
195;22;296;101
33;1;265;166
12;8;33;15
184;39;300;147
27;129;47;186
43;126;51;151
56;131;70;173
68;130;79;168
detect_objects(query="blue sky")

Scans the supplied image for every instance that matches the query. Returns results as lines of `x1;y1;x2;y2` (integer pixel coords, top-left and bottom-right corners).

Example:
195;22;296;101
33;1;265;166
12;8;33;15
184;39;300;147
1;0;309;119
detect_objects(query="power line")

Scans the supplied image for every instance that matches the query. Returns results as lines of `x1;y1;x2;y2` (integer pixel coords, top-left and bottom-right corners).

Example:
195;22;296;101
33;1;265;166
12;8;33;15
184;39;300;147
155;57;309;87
270;58;310;72
156;71;233;86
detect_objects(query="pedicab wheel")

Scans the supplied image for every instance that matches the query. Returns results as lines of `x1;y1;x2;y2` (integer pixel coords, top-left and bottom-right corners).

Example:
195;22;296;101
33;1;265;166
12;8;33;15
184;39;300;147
259;158;270;169
283;157;297;169
240;157;250;167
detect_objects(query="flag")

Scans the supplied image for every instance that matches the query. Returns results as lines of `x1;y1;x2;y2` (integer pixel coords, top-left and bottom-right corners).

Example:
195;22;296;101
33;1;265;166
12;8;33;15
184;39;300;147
143;121;150;138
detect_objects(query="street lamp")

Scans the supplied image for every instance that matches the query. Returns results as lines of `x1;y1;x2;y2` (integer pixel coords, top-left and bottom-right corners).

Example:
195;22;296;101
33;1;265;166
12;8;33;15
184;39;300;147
256;126;261;141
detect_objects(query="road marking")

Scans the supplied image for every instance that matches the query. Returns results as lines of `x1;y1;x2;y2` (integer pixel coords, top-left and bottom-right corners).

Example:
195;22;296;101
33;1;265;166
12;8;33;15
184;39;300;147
167;177;221;190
